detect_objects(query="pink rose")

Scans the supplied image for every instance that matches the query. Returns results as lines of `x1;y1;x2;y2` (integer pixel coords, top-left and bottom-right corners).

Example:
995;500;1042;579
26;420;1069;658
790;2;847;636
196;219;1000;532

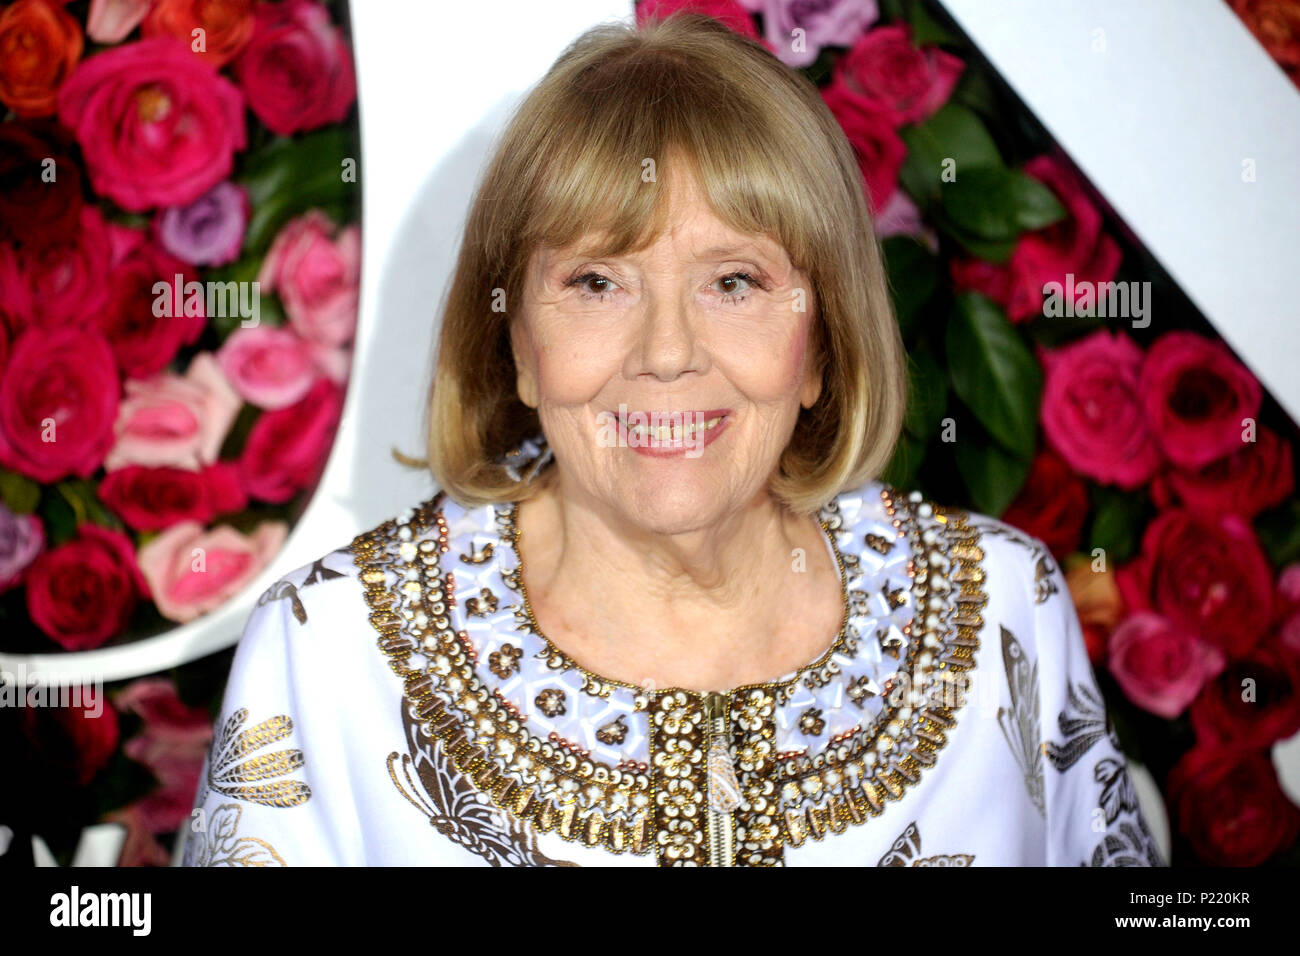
232;0;356;136
1140;330;1263;471
1106;611;1225;718
217;325;321;409
746;0;878;68
114;677;215;833
1038;329;1163;488
259;211;361;347
106;352;241;472
137;519;288;623
0;325;119;483
87;0;152;44
239;377;344;503
834;23;963;126
57;36;246;212
636;0;764;41
821;78;907;213
0;502;44;591
0;204;112;330
24;524;148;651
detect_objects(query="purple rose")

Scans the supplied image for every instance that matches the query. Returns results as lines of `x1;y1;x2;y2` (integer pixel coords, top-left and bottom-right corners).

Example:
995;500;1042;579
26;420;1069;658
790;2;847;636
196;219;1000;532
153;181;250;267
0;502;44;591
741;0;879;68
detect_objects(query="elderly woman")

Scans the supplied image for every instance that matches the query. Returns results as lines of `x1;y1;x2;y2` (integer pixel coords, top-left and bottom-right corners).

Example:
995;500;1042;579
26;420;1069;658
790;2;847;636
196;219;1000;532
183;13;1163;867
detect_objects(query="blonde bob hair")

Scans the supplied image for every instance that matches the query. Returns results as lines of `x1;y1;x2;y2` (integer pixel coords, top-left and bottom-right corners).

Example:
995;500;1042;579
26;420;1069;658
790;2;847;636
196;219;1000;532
423;11;908;516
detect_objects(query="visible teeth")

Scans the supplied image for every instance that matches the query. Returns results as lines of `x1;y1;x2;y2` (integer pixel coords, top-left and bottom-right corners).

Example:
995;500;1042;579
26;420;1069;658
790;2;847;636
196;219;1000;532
627;415;724;440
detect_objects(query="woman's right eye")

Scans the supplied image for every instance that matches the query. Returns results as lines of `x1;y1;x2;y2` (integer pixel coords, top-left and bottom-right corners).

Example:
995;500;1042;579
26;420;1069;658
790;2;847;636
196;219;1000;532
565;271;618;300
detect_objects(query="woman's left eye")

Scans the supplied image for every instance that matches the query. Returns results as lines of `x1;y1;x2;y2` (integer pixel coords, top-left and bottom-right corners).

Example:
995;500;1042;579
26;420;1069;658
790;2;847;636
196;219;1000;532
714;272;763;303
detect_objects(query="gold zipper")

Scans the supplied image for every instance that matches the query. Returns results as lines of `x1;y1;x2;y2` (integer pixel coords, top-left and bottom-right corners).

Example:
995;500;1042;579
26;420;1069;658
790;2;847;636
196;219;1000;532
703;691;739;867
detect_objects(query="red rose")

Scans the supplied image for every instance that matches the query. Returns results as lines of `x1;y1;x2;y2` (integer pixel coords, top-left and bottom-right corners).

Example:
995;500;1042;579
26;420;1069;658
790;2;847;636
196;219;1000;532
1230;0;1300;67
1151;424;1293;521
239;377;344;503
24;524;148;651
100;462;247;531
0;121;83;250
951;154;1122;323
142;0;256;67
1038;329;1162;489
1140;330;1263;471
0;325;119;483
232;0;356;137
0;204;113;330
1189;629;1300;750
1116;509;1274;659
821;79;907;213
58;37;246;211
97;223;205;380
1167;744;1300;866
636;0;762;39
0;0;83;118
19;685;119;786
834;23;964;127
1000;447;1089;559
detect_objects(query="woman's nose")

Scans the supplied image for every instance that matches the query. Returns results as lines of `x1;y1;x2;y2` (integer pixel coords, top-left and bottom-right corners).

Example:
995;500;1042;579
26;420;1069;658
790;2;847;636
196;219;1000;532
633;292;705;382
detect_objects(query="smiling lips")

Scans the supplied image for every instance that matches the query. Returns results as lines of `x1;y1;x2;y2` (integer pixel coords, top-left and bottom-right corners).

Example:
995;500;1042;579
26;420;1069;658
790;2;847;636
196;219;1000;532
613;408;731;456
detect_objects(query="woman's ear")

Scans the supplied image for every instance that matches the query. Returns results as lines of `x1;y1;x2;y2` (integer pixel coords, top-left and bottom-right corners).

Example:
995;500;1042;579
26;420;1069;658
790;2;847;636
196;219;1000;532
509;318;540;409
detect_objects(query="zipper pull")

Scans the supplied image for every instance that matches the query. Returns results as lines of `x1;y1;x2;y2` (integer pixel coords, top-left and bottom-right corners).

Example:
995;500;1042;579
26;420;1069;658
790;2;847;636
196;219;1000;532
704;692;741;813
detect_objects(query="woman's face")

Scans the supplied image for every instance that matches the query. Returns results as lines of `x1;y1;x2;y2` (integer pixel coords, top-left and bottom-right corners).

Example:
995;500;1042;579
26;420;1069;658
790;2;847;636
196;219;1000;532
510;176;822;534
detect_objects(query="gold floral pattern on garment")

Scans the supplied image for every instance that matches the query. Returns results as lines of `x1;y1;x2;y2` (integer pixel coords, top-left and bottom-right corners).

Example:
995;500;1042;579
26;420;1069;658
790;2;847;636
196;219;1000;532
488;642;522;679
388;698;578;866
535;688;566;717
876;820;974;866
202;708;311;808
348;485;987;865
465;587;499;617
183;803;287;867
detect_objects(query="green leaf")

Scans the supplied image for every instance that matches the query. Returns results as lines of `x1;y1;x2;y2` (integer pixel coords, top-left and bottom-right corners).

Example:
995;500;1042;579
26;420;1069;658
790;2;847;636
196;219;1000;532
953;431;1032;515
899;103;1002;202
941;167;1066;240
1088;485;1146;565
932;208;1018;262
945;292;1043;456
903;346;948;440
882;236;940;337
909;1;960;46
883;430;926;490
0;469;40;514
237;127;360;257
1258;498;1300;569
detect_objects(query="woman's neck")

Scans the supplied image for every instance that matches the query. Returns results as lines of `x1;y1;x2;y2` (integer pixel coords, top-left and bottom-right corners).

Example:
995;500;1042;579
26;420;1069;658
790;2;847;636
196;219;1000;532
512;466;844;691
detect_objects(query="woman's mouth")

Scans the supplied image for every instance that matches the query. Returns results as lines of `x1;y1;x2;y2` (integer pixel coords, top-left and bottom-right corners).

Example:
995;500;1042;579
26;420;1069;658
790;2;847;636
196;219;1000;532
611;408;732;457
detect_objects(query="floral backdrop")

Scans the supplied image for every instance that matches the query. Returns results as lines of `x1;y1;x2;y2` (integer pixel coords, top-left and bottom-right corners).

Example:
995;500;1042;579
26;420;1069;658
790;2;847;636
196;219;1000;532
0;0;359;866
3;0;1298;868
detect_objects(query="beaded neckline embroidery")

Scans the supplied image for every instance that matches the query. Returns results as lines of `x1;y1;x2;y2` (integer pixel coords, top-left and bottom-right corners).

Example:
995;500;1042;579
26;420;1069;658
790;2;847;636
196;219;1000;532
501;499;854;697
349;482;988;865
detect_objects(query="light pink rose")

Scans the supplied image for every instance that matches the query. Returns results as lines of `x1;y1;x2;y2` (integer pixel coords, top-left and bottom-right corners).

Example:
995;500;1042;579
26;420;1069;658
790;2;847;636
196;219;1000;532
217;325;320;409
259;211;360;348
1107;611;1226;718
87;0;152;43
106;352;241;472
136;519;288;623
874;189;937;249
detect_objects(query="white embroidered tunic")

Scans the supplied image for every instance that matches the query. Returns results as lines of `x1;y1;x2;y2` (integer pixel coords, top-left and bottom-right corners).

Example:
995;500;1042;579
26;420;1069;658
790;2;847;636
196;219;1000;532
182;480;1165;867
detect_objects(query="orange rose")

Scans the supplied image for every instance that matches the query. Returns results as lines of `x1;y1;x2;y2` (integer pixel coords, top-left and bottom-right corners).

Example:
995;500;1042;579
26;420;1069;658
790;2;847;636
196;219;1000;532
143;0;256;68
0;0;82;117
1064;554;1123;665
1231;0;1300;68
